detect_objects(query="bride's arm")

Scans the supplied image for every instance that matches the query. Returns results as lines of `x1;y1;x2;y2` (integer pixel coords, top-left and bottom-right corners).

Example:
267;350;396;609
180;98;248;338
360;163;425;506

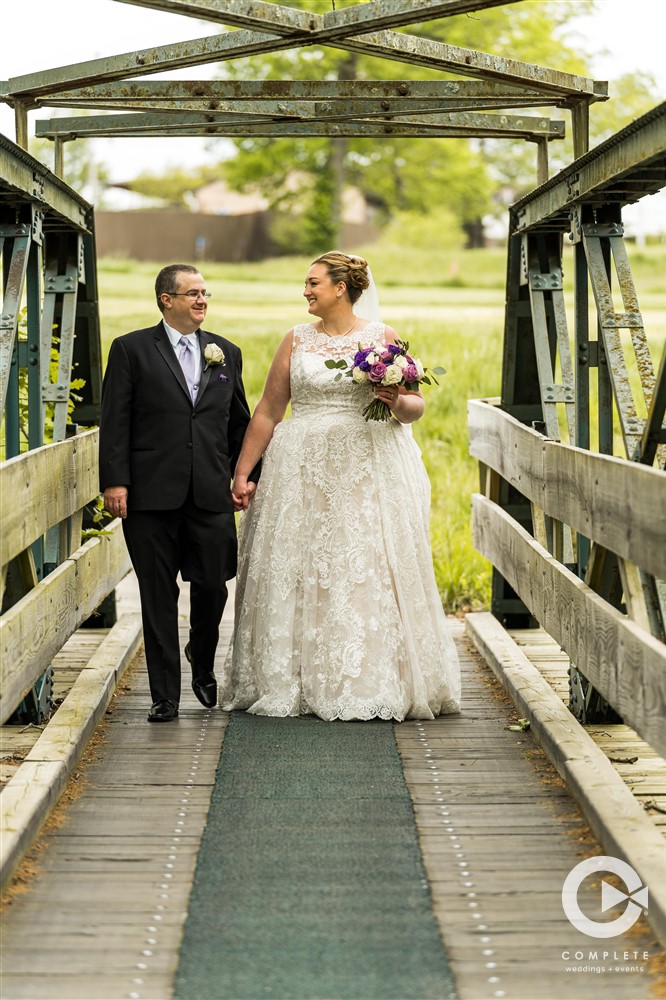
377;325;425;424
232;330;293;508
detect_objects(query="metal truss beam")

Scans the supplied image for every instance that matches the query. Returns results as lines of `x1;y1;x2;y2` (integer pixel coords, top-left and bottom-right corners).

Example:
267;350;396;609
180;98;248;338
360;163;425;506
40;80;553;103
512;102;666;232
7;22;604;103
31;79;564;119
0;134;90;231
113;0;517;35
43;96;551;118
35;110;565;141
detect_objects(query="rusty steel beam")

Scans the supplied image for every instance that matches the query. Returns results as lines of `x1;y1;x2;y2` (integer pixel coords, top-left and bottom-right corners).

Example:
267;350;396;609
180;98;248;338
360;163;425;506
6;31;294;96
336;32;607;98
112;0;518;35
39;80;549;102
35;110;565;141
7;19;605;103
42;95;550;118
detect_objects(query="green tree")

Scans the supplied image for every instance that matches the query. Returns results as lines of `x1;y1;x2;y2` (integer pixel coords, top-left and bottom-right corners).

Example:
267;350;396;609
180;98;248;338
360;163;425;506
214;0;597;249
127;164;222;207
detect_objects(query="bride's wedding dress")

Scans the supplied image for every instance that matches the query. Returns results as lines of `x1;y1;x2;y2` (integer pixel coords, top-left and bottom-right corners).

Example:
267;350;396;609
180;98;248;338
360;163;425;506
220;322;461;721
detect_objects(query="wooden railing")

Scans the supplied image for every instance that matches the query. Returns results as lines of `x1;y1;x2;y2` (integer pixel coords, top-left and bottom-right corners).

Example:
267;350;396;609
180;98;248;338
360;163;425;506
0;429;131;724
468;398;666;758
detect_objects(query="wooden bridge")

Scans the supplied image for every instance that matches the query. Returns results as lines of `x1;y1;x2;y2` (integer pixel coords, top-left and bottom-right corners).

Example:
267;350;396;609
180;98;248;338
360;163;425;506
1;3;665;998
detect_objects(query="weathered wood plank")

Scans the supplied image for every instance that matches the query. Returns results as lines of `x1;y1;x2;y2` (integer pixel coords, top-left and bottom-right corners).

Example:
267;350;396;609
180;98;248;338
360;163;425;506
472;494;666;758
395;643;662;998
468;399;666;580
0;613;142;889
0;430;99;568
466;611;666;950
0;521;131;724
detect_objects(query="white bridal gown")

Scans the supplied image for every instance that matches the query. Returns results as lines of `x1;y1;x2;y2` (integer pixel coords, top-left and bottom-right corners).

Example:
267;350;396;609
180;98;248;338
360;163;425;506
220;322;461;721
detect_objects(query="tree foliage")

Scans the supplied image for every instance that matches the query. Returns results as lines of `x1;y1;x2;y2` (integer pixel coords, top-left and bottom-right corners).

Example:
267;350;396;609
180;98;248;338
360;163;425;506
118;1;659;252
213;0;604;250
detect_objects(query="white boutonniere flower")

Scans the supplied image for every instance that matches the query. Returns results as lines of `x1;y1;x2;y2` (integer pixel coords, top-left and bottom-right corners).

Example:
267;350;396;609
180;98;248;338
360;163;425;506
203;343;226;371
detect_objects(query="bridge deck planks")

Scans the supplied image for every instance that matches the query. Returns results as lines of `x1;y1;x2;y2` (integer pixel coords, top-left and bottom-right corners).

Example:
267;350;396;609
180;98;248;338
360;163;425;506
396;626;663;999
1;591;664;999
507;627;666;836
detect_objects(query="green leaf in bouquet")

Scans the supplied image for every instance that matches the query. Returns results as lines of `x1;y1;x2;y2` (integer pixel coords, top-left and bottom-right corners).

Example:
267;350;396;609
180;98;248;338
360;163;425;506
421;376;432;386
432;366;446;375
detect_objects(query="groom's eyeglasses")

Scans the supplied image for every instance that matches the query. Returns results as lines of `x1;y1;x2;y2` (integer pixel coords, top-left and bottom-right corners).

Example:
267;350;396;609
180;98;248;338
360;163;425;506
168;290;212;300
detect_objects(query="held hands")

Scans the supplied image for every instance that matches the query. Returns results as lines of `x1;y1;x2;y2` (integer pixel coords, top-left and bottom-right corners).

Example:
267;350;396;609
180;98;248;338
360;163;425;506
104;486;128;519
232;476;256;511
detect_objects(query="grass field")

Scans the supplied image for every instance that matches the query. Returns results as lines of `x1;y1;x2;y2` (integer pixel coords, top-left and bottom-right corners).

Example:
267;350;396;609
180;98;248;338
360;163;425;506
98;245;666;612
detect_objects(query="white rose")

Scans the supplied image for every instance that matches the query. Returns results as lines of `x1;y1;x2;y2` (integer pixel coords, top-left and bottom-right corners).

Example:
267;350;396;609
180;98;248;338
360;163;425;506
204;343;225;366
352;366;369;383
393;355;408;369
383;364;403;385
415;358;425;377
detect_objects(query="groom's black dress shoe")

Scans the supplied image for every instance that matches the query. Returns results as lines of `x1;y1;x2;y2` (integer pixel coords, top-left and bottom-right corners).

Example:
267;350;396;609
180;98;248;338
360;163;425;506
185;642;218;708
147;699;179;723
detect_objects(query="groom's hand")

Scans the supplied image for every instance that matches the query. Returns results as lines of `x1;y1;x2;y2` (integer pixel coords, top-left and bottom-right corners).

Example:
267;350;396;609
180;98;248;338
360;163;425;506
231;477;256;511
104;485;128;519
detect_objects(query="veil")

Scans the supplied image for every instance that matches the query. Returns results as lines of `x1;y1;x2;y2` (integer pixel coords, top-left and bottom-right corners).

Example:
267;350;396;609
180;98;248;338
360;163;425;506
355;265;382;323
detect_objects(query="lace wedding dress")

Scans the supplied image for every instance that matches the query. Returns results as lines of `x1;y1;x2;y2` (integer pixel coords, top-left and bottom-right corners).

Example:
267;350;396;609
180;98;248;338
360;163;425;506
220;323;461;721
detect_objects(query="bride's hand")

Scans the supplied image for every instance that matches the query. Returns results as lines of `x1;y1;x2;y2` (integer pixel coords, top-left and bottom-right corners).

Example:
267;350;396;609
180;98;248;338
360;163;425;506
231;477;256;511
373;385;399;411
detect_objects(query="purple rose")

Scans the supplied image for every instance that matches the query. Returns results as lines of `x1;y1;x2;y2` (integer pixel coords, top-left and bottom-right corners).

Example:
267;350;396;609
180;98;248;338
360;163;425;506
368;362;386;382
403;364;419;383
354;349;370;365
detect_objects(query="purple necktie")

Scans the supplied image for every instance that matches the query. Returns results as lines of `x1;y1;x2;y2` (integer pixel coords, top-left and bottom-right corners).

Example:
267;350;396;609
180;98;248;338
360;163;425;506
178;336;197;402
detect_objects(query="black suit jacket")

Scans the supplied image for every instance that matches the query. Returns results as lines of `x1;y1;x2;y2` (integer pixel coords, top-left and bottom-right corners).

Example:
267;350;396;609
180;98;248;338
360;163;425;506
99;322;253;512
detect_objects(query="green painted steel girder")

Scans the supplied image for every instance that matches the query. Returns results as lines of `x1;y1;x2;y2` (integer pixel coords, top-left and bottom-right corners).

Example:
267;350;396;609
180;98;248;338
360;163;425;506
512;102;666;232
0;134;90;232
35;110;565;141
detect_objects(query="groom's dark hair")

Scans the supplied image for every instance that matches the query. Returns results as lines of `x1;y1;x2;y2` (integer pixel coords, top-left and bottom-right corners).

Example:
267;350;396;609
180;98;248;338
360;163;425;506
155;264;201;312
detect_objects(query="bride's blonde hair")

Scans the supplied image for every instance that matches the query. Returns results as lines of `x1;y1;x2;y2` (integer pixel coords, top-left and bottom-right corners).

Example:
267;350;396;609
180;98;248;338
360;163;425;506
311;251;370;304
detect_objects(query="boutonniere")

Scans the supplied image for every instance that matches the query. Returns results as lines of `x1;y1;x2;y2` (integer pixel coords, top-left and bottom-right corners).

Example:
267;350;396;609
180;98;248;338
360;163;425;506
203;343;226;371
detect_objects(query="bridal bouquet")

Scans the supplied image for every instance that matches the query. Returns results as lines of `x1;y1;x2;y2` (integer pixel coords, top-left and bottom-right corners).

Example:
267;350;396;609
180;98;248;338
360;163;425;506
325;338;445;421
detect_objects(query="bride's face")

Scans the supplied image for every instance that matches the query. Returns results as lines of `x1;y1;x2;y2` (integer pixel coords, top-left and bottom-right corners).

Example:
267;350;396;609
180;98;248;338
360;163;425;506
303;264;345;317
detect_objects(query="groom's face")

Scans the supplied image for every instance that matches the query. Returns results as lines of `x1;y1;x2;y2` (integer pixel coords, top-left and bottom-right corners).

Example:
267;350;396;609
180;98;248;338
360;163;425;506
161;270;208;333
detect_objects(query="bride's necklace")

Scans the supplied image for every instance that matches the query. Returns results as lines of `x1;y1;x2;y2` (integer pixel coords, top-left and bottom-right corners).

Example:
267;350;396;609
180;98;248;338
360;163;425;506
321;317;356;338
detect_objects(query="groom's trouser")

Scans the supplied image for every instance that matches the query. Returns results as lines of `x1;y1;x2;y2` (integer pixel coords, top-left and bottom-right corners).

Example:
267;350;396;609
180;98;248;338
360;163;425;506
122;488;236;706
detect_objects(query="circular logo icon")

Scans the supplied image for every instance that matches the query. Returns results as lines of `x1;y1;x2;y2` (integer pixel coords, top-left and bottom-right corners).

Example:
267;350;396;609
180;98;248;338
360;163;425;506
562;856;649;939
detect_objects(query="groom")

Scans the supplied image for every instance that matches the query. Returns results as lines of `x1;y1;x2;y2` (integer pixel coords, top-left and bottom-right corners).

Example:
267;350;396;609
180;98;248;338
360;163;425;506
99;263;255;722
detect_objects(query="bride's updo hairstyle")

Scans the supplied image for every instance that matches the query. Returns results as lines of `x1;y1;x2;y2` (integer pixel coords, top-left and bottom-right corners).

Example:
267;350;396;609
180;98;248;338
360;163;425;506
312;251;370;305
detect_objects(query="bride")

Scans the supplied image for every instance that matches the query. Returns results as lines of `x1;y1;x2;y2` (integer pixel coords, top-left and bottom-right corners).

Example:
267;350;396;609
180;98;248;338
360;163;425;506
220;251;460;721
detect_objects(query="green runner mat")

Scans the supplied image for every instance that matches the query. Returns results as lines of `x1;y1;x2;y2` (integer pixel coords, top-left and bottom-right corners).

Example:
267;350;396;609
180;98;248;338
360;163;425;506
174;713;456;1000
